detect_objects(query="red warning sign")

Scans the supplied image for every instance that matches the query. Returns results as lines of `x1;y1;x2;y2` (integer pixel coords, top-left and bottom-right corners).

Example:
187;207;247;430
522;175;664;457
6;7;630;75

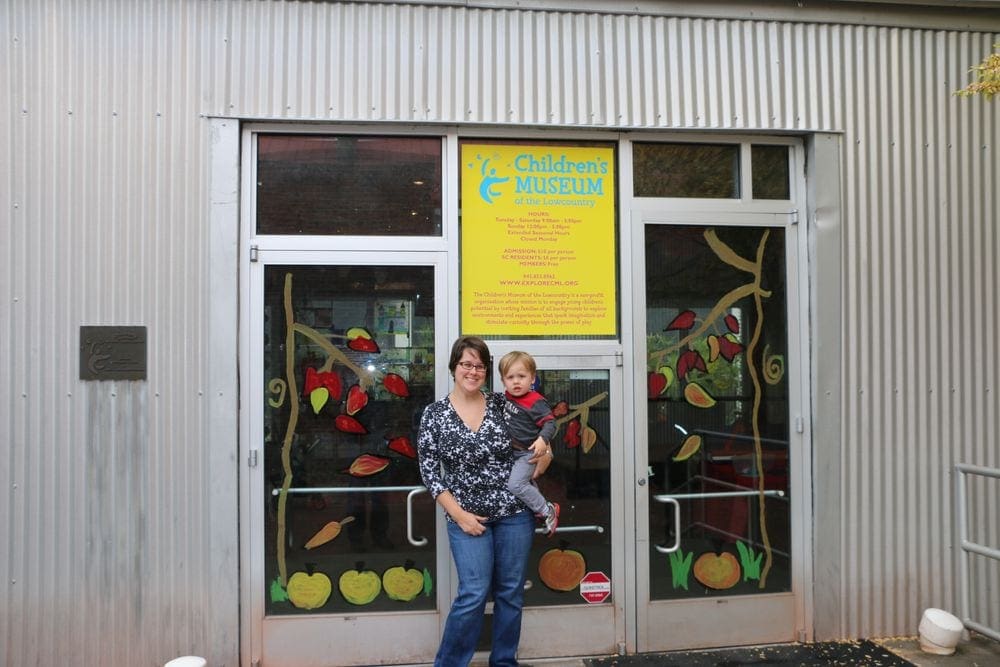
579;571;611;604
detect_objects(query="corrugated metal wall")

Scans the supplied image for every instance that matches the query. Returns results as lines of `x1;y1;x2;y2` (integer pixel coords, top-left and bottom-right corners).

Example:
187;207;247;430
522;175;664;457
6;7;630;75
2;1;998;664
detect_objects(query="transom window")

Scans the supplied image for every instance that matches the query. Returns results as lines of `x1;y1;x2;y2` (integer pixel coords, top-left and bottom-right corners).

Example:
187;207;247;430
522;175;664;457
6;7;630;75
256;134;443;236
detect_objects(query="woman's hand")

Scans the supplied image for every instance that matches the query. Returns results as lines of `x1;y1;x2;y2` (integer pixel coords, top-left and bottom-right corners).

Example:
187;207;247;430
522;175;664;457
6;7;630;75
454;508;488;536
437;490;487;536
529;439;554;478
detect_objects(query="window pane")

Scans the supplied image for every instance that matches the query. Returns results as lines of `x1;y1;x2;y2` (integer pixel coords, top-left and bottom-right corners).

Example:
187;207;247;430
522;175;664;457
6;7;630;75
257;135;442;235
633;143;740;198
263;265;437;615
645;225;791;600
522;368;612;608
751;145;790;200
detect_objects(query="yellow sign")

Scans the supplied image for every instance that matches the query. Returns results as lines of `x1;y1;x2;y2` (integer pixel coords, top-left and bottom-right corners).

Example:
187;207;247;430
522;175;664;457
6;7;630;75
461;144;617;336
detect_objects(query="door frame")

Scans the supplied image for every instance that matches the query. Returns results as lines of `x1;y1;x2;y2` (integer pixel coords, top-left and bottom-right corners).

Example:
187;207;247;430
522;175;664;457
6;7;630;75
244;250;453;666
232;125;815;664
486;348;628;660
620;135;814;652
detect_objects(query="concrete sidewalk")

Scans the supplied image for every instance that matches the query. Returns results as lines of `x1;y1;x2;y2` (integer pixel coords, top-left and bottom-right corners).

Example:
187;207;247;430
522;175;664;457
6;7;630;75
508;633;1000;667
876;634;1000;666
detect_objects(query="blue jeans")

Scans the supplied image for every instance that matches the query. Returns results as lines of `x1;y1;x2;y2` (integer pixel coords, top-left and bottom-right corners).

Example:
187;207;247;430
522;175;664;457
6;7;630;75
436;510;535;667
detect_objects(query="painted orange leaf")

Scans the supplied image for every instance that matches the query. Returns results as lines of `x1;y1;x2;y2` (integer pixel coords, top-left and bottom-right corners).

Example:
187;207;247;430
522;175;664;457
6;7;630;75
684;382;717;408
581;426;598;453
673;434;703;461
345;454;390;477
707;335;721;362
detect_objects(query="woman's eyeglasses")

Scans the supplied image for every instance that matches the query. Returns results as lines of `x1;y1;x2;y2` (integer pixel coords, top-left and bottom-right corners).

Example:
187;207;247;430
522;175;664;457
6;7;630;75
457;361;487;372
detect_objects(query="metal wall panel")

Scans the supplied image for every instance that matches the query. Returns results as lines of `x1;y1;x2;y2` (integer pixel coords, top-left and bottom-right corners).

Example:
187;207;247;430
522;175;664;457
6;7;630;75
2;1;998;664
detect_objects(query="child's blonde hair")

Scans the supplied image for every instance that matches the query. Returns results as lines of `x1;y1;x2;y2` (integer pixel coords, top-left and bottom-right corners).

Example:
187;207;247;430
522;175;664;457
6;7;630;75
498;350;537;376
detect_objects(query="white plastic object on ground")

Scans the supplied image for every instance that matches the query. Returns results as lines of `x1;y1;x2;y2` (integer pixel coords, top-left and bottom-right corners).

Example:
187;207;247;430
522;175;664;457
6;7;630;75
918;608;963;655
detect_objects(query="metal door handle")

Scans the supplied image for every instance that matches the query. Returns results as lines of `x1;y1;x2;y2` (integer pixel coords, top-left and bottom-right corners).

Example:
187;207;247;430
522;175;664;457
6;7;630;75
406;487;429;547
654;497;681;554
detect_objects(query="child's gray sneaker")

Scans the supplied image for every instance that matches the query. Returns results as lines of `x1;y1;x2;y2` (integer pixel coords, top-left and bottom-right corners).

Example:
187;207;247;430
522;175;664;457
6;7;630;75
544;502;560;537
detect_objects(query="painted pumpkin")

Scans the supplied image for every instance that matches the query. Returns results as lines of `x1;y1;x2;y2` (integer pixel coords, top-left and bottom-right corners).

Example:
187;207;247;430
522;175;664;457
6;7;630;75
286;570;332;610
339;563;382;605
538;546;586;592
382;561;424;602
692;552;741;590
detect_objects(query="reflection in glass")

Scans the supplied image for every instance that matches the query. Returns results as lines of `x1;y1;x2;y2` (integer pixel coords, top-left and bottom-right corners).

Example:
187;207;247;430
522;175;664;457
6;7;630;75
633;143;740;198
263;265;436;614
645;226;790;600
751;145;790;200
256;134;442;235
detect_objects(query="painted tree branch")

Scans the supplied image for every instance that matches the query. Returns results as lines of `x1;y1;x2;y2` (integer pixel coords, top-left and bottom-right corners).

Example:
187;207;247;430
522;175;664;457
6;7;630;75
292;322;375;390
648;230;772;368
276;273;299;587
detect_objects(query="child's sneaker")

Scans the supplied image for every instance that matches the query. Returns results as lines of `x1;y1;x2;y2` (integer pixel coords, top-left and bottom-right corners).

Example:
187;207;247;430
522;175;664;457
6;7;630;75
544;502;560;537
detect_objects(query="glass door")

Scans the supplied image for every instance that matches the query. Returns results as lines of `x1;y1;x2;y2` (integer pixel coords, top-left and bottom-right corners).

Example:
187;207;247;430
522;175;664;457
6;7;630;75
248;253;449;666
487;351;625;660
634;216;806;651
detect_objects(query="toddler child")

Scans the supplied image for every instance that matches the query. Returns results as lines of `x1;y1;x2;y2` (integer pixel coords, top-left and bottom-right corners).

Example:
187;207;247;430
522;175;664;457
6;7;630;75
498;351;560;536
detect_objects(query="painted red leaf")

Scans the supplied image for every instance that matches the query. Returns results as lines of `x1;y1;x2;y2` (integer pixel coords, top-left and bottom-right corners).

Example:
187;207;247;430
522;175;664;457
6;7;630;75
718;336;744;362
348;337;380;353
648;372;667;398
320;372;342;401
335;414;368;434
304;367;342;401
304;367;322;394
564;419;582;448
665;310;696;331
387;436;417;459
345;454;390;477
724;314;740;334
551;400;569;417
346;384;369;415
677;350;707;380
383;373;410;397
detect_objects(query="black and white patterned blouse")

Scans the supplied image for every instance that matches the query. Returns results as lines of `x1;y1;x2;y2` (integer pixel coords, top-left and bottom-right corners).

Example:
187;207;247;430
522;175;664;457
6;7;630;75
417;391;524;521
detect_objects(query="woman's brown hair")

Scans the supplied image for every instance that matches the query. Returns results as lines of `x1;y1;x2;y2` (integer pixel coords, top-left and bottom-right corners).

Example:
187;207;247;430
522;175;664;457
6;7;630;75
448;335;492;374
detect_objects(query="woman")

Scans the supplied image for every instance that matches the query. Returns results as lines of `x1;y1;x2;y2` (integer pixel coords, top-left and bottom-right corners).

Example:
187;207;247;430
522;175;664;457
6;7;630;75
417;336;553;667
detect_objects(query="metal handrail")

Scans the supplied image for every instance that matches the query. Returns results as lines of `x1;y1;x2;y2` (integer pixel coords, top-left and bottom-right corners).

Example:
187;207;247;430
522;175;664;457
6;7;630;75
271;484;604;543
655;489;785;501
534;524;605;536
272;484;430;547
272;485;426;495
955;463;1000;642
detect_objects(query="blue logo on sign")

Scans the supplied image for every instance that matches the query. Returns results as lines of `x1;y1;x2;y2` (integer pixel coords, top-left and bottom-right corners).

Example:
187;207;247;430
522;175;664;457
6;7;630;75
471;153;509;204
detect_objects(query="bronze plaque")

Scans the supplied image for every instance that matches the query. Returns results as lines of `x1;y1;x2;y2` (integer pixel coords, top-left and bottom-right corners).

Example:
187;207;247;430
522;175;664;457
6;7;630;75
80;326;147;381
